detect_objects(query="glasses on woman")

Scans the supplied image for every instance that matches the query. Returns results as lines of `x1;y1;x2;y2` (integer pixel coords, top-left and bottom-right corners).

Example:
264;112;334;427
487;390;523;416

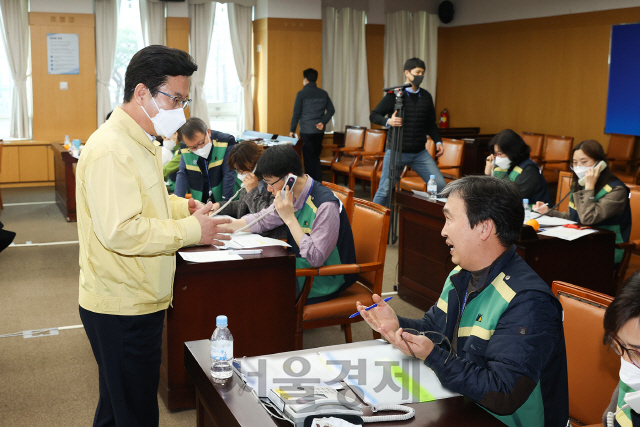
400;329;454;364
608;335;640;368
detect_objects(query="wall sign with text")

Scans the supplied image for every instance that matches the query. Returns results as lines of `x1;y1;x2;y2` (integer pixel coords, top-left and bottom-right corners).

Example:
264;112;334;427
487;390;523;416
47;33;80;75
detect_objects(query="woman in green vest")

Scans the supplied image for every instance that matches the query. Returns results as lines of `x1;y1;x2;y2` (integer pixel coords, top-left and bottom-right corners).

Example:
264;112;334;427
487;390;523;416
484;129;551;205
535;139;631;264
603;271;640;426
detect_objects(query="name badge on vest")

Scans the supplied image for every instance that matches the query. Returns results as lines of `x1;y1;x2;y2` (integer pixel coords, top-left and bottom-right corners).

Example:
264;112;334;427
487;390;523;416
193;160;197;165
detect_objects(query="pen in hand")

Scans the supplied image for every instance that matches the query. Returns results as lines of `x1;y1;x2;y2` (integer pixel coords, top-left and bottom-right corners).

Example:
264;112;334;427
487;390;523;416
349;297;393;318
532;203;548;212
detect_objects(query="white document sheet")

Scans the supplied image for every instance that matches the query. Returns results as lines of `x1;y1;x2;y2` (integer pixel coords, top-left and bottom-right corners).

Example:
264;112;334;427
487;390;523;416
222;233;291;249
318;342;459;406
178;251;242;263
538;226;598;241
526;215;576;227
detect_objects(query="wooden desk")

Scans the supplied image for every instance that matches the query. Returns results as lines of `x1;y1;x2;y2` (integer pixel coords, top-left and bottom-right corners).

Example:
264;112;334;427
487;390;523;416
160;245;297;410
51;142;78;221
396;191;616;311
184;339;505;427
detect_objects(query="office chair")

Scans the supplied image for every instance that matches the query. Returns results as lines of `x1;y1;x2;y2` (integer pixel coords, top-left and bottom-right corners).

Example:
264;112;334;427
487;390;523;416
349;129;387;199
294;198;390;350
322;181;354;223
330;126;366;185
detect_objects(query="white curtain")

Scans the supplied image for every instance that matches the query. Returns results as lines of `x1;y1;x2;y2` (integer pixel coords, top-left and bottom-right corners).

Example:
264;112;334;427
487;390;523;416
228;3;253;131
384;10;439;98
0;0;30;138
188;2;215;121
321;7;369;131
140;0;166;46
95;0;120;126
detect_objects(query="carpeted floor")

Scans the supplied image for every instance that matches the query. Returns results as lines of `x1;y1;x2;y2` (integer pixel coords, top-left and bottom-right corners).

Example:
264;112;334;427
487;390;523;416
0;183;424;426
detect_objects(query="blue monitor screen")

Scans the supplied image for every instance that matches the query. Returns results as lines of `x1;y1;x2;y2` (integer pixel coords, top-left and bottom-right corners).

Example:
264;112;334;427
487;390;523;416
606;22;640;136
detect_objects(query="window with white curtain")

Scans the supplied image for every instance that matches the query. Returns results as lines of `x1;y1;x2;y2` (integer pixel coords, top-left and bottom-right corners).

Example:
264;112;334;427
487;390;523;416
203;3;241;135
0;26;13;137
109;0;144;112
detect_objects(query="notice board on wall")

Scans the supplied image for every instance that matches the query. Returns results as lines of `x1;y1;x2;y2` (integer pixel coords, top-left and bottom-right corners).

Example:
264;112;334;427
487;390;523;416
605;22;640;136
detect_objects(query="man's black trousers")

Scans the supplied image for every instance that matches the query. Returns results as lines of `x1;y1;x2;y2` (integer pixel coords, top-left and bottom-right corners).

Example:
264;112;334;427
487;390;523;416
301;133;325;182
80;306;165;427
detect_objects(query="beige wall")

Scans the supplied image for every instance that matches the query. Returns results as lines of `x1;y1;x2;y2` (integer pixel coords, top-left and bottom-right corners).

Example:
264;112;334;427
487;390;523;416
436;6;640;152
30;12;96;143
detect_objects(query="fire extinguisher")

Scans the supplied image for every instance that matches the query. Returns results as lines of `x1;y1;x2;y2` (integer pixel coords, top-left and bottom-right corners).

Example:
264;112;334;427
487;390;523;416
439;108;450;129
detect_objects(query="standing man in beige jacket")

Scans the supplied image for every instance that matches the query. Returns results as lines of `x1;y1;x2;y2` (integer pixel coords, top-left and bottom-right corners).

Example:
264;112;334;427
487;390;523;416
76;45;231;427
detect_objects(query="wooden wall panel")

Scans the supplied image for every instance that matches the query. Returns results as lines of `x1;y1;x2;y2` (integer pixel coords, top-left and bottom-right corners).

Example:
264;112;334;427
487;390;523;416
253;18;322;135
253;19;268;133
366;24;384;129
166;17;191;118
436;7;640;152
0;146;19;183
30;12;96;143
19;146;49;182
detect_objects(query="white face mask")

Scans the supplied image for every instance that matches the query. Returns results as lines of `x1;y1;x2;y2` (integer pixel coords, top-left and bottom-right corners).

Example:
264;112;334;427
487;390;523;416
141;96;186;138
494;156;511;170
620;357;640;390
572;164;593;181
192;141;212;159
163;138;176;151
237;172;248;181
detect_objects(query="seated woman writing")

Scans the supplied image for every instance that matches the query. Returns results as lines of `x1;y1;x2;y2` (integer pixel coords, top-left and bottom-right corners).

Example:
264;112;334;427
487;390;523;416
602;271;640;426
484;129;550;204
535;139;631;264
227;145;357;304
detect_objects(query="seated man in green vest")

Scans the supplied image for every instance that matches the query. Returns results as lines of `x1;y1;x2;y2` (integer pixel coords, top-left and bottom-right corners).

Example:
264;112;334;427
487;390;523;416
356;176;569;427
161;131;181;192
228;145;357;304
174;117;240;203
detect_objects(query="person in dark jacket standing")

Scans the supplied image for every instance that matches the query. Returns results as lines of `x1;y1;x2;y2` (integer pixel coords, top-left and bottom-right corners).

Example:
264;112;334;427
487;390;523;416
357;176;569;427
370;57;446;206
289;68;335;182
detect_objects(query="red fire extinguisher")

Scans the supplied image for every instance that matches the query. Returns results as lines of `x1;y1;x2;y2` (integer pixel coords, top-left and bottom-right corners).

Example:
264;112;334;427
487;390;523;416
439;108;450;128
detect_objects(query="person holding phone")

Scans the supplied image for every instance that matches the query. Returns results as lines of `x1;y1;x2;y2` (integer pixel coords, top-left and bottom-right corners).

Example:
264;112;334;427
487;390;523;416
484;129;550;205
534;139;631;264
228;145;356;304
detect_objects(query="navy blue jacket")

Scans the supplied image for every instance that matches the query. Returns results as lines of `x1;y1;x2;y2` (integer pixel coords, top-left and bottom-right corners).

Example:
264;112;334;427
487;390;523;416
399;245;569;426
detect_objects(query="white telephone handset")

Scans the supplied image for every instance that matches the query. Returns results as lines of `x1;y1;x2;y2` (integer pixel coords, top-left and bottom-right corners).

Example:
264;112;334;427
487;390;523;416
578;160;607;186
281;174;298;199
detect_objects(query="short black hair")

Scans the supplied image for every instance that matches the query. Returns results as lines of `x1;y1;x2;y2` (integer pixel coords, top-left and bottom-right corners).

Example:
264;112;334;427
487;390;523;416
123;45;197;103
303;68;318;83
404;57;426;71
254;145;303;179
490;129;531;166
604;271;640;343
440;175;524;247
179;117;208;142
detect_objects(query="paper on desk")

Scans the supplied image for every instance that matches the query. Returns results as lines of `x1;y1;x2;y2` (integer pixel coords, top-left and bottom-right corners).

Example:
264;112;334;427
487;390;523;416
238;352;340;398
411;190;447;203
538;226;598;241
178;251;242;263
526;215;576;227
318;343;459;406
222;233;291;249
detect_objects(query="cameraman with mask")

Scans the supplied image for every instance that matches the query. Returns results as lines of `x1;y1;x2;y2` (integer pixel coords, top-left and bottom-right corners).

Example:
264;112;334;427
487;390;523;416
370;57;446;206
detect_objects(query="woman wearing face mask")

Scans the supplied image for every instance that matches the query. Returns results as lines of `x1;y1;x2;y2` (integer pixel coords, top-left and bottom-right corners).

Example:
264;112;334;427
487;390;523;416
484;129;551;204
211;141;286;238
602;271;640;426
535;139;631;264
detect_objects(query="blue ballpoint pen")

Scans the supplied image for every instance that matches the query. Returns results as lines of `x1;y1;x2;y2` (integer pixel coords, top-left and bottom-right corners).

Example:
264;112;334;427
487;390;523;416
349;297;393;318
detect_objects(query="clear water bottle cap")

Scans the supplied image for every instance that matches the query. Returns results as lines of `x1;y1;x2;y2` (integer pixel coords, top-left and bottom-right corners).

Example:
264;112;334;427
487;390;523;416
430;175;435;179
216;315;228;327
523;199;529;204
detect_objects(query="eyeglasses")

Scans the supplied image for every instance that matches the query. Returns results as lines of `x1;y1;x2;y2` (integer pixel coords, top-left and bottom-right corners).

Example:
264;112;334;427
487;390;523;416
608;335;640;368
157;90;192;110
263;175;286;189
400;329;454;364
186;139;207;151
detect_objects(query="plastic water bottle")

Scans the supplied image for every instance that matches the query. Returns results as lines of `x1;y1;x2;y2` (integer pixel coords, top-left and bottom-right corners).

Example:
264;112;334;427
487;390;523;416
211;315;233;380
63;135;71;150
427;175;438;201
523;199;530;219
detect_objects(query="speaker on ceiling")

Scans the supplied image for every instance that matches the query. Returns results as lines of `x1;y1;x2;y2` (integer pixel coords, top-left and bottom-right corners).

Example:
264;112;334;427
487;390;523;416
438;1;455;24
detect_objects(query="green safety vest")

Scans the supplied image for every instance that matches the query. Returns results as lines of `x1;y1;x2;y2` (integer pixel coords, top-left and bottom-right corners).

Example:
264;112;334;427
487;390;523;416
438;267;545;427
294;194;346;300
181;142;241;202
613;380;634;427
